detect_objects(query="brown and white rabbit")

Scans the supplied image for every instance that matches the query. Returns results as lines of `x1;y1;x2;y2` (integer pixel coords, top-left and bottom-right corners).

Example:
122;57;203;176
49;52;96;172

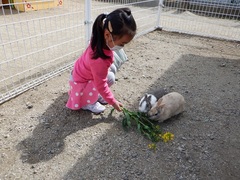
138;88;168;113
148;92;185;122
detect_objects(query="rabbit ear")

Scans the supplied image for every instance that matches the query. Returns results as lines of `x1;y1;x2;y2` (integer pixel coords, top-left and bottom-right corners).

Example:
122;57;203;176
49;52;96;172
159;103;165;108
147;95;152;102
157;97;163;104
143;94;148;101
157;98;165;108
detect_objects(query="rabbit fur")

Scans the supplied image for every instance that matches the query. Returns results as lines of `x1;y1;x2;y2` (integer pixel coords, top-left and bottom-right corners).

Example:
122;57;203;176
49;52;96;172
148;88;168;100
148;92;185;122
138;88;168;113
138;93;157;113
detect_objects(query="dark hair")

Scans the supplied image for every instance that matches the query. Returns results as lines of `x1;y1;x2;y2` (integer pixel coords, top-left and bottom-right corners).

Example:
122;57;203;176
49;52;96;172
91;8;137;59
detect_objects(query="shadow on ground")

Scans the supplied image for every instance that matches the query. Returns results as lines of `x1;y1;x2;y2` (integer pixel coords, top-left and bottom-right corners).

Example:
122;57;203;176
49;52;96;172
63;54;240;179
16;93;117;164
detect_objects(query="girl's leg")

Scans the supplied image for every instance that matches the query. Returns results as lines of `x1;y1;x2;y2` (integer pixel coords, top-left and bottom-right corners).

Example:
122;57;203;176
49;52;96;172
109;63;117;75
107;64;117;87
107;71;115;87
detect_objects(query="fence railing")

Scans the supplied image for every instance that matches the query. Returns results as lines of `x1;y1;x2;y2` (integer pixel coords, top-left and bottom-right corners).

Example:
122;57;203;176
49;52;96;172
0;0;239;104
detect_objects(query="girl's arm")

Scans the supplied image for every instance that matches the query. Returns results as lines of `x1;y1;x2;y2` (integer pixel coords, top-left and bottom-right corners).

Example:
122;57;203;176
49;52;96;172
90;59;117;105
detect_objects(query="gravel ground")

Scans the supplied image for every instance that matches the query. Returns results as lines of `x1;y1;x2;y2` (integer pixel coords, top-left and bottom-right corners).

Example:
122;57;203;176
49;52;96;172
0;30;240;180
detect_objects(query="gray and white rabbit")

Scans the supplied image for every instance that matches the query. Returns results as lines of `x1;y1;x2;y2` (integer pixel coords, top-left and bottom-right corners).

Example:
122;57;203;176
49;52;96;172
138;88;168;113
139;93;157;113
148;92;185;122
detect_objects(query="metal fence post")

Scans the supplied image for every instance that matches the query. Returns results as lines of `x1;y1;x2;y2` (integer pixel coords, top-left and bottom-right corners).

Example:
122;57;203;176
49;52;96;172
85;0;92;46
156;0;164;30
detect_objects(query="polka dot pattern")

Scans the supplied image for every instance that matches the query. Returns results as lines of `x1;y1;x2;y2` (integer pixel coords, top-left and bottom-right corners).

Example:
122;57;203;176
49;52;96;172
66;80;99;110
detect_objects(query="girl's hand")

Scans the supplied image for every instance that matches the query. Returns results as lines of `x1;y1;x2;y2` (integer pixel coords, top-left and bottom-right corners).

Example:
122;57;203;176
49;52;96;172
112;101;123;112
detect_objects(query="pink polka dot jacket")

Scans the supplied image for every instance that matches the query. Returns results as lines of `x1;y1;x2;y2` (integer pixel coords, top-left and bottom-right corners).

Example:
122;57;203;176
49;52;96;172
66;45;117;110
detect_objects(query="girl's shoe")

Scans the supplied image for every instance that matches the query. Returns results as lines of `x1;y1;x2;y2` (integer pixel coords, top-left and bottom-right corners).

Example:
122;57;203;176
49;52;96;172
82;102;106;114
98;95;108;105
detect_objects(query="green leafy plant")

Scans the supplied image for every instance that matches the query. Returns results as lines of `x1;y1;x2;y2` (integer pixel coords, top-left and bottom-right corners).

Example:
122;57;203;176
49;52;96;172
111;107;174;146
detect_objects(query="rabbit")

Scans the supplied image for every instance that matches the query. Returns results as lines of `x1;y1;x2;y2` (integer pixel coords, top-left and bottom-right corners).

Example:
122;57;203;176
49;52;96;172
138;88;168;113
138;93;157;113
148;92;185;122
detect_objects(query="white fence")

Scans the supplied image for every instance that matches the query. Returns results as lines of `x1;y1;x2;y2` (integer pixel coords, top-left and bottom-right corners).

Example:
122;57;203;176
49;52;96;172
0;0;239;104
161;0;240;40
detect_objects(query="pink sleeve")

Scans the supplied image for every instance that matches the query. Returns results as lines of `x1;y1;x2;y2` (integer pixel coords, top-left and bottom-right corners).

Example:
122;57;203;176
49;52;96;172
90;59;117;105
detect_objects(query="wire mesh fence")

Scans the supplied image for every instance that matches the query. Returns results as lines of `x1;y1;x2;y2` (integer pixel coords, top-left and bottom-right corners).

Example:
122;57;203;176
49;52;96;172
0;0;239;104
0;0;85;103
161;0;240;40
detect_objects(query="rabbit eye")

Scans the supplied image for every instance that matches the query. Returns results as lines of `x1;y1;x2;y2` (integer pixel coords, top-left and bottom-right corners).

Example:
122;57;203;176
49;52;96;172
147;102;151;107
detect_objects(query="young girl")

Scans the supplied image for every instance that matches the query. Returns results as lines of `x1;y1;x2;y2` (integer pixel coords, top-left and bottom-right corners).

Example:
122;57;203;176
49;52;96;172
66;8;137;114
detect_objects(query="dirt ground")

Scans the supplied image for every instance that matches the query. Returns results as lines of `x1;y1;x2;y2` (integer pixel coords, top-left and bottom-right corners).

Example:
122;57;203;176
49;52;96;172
0;30;240;180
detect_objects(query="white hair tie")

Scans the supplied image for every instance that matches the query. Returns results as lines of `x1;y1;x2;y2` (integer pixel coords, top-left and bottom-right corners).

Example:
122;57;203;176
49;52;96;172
102;18;107;27
102;12;109;27
108;21;113;33
102;18;113;33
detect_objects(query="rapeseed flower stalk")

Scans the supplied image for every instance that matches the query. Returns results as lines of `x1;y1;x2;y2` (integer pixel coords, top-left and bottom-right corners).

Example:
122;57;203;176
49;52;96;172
111;107;174;148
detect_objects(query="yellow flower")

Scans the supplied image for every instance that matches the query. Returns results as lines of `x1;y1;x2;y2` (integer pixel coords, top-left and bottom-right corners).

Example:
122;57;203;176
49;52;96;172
148;143;157;151
161;132;174;143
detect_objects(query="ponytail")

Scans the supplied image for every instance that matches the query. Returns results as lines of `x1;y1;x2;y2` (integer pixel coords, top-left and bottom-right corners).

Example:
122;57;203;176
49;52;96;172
91;13;110;59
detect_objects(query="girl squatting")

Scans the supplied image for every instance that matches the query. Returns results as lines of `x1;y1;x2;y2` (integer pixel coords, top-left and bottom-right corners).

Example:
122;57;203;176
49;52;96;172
66;8;137;114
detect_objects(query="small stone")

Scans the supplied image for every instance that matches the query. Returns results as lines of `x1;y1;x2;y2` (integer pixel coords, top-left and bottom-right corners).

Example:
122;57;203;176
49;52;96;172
177;146;184;151
4;134;9;138
131;152;138;158
26;103;33;109
220;63;226;67
56;142;61;147
49;150;55;154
